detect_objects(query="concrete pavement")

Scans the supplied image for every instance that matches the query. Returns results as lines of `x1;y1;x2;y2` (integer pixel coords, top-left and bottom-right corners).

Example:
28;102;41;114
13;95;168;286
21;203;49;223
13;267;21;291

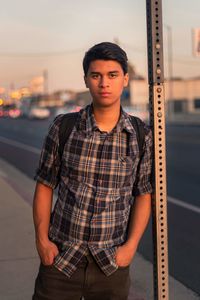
0;158;199;300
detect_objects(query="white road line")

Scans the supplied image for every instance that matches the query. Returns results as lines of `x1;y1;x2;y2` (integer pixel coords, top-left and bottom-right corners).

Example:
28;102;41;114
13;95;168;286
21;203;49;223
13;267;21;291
168;196;200;214
0;136;41;154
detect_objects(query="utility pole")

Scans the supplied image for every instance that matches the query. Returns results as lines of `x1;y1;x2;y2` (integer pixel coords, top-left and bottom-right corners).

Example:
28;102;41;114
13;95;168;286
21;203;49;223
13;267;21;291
166;25;173;98
43;69;49;95
146;1;169;299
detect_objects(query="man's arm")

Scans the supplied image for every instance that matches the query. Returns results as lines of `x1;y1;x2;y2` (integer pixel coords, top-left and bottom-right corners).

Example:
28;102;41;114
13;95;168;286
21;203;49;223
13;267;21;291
115;193;151;267
33;182;59;265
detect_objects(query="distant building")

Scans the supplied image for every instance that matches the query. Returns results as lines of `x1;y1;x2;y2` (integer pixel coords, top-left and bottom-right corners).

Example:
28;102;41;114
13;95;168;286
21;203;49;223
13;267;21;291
129;77;200;117
29;76;44;95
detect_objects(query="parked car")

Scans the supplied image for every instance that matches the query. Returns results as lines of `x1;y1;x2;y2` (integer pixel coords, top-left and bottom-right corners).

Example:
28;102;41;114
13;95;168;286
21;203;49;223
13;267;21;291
9;107;21;118
1;104;21;118
0;108;4;117
28;107;50;119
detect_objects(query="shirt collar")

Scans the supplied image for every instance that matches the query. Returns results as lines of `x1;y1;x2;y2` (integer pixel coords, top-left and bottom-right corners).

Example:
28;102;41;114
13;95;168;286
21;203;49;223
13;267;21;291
78;104;135;135
117;107;135;134
78;104;98;134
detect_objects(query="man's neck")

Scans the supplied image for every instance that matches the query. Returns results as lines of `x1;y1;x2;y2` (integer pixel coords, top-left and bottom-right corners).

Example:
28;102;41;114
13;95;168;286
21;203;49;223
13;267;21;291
92;104;121;133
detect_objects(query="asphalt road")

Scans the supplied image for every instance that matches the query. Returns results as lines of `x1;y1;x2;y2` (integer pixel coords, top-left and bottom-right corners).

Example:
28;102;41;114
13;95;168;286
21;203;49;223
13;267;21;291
0;117;200;295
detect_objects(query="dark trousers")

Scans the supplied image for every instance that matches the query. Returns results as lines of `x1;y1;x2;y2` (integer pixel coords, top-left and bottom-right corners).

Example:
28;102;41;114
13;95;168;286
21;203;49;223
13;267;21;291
32;253;130;300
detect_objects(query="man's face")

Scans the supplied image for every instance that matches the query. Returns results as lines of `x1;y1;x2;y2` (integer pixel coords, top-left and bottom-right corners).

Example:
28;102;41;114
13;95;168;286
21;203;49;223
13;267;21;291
84;60;129;108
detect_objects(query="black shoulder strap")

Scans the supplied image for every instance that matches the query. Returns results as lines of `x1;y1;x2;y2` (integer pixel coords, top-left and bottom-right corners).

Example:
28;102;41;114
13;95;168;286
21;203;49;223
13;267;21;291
58;112;79;158
129;116;146;192
129;115;145;158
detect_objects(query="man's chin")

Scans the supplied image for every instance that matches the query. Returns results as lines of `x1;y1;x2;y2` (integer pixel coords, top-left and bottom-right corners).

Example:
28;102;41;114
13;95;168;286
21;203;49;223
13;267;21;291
92;99;120;109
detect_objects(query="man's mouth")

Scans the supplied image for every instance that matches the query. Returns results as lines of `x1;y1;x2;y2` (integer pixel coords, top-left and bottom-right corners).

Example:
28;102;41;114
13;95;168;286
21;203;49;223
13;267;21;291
99;92;111;96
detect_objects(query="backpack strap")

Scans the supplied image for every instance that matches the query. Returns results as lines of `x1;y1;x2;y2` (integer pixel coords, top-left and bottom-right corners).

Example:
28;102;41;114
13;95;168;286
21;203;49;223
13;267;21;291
129;115;146;193
129;115;145;158
58;112;79;158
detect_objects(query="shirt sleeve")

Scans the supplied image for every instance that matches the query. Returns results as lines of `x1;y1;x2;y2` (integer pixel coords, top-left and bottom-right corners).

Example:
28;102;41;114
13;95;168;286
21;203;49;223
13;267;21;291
34;115;63;189
133;124;153;196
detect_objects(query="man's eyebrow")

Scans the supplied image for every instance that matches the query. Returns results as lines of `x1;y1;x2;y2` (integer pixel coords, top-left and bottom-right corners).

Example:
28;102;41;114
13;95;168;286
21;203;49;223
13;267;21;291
89;70;119;74
90;71;101;74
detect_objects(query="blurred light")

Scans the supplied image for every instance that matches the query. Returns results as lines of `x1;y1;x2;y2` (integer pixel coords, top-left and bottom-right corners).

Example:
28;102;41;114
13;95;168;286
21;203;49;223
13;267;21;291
10;91;21;100
0;87;5;94
9;109;21;118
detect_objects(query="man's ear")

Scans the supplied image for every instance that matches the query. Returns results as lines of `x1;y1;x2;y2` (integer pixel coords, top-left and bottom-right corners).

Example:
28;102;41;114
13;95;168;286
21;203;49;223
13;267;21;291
123;73;129;87
84;76;88;88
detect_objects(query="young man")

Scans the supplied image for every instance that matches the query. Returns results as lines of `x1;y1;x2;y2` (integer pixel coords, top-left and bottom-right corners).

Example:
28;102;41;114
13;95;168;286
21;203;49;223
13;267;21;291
32;42;153;300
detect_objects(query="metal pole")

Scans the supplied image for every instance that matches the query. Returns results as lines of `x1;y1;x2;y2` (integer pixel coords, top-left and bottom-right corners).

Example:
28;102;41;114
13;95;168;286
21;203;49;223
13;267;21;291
146;1;169;299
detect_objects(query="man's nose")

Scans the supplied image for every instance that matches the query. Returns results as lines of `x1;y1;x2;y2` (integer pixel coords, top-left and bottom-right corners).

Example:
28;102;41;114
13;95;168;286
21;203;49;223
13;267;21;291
99;76;109;88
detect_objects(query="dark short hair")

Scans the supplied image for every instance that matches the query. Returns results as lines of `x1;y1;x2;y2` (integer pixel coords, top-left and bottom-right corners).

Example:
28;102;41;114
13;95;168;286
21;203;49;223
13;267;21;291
83;42;128;76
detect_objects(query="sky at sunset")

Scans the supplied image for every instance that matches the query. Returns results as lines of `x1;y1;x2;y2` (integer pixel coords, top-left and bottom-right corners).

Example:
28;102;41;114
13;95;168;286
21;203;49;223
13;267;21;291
0;0;200;92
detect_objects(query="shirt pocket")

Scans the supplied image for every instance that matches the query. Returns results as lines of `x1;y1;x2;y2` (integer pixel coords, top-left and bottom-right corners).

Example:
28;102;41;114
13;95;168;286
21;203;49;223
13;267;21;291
117;156;135;187
65;179;94;213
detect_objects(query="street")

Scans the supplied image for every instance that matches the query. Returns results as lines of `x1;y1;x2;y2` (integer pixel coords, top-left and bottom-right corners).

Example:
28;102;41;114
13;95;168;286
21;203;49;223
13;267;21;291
0;117;200;296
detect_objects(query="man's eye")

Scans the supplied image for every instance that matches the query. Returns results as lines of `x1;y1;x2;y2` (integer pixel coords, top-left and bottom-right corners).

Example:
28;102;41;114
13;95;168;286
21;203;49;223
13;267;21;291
109;73;117;78
91;74;99;79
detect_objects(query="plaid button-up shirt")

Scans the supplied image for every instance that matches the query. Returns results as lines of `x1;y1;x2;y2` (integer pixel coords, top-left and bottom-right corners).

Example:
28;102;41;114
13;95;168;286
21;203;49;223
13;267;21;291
35;104;153;277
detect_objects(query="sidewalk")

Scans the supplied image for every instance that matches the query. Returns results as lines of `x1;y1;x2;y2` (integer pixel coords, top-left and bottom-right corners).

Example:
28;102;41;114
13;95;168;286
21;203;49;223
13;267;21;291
0;158;199;300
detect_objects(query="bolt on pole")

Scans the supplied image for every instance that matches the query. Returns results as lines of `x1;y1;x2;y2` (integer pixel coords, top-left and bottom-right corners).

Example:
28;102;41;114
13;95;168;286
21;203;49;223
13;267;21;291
146;0;169;299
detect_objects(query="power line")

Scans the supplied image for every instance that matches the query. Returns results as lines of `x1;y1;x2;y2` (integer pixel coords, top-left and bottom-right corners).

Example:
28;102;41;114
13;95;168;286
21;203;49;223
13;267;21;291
0;48;84;58
120;42;146;53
